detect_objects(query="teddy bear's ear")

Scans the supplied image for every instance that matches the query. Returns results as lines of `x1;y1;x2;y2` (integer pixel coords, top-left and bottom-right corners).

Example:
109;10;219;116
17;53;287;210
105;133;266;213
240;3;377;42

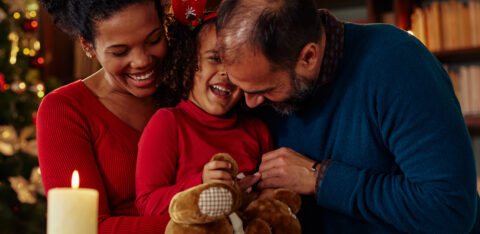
211;153;239;177
245;218;272;234
272;189;302;214
169;182;239;224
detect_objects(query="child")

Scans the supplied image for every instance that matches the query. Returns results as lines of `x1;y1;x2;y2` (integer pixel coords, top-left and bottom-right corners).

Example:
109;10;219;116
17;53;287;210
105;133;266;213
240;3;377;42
135;1;272;216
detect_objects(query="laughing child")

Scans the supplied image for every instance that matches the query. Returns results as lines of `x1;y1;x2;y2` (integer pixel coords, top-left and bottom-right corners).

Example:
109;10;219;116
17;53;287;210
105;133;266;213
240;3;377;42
135;5;272;216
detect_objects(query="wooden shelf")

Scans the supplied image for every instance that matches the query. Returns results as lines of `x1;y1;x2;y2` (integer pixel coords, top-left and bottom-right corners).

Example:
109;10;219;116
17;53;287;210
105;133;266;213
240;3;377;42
465;115;480;131
433;47;480;64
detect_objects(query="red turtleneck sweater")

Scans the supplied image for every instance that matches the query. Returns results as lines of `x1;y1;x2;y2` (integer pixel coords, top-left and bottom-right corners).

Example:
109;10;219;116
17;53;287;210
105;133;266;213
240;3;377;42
37;80;170;233
135;100;272;216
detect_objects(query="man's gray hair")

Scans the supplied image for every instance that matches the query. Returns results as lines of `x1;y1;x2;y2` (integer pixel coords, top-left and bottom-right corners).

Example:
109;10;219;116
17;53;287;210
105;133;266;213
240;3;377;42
216;0;321;70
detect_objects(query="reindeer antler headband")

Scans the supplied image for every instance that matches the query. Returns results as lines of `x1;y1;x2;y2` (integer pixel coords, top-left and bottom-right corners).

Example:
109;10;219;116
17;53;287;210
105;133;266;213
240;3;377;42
172;0;218;31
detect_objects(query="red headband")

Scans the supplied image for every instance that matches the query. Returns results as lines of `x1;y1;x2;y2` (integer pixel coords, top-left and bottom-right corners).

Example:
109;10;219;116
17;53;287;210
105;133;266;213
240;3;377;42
172;0;217;31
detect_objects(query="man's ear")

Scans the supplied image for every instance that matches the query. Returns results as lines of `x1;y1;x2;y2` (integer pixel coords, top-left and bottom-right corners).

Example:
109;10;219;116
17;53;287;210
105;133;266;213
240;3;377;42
294;42;319;78
79;36;96;59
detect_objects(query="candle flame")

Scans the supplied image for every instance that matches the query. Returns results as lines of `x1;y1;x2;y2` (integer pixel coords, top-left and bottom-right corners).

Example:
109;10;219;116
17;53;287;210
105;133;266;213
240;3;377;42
71;170;79;189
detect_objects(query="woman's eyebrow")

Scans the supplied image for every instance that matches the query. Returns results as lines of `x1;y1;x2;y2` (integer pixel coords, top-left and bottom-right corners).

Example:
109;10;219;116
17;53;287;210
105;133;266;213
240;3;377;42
105;27;164;49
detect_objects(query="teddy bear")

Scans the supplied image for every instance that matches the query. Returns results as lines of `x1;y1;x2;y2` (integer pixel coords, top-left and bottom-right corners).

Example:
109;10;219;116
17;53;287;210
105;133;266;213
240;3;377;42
165;153;302;234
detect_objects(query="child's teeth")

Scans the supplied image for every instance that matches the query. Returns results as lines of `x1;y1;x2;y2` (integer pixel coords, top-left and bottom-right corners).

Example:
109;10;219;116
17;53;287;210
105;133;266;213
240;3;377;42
212;85;230;92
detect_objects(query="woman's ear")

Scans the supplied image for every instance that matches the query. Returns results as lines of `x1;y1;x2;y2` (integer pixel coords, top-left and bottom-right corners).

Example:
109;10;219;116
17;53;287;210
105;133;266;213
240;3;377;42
79;36;96;59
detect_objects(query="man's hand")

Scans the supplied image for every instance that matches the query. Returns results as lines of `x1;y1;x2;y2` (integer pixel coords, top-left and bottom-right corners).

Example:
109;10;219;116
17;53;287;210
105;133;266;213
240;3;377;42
202;160;234;185
237;172;261;192
257;147;317;195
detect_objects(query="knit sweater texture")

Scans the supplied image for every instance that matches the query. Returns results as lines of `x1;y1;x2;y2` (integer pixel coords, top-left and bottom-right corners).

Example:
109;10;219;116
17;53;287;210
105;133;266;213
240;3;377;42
257;23;480;233
37;80;170;233
136;100;272;216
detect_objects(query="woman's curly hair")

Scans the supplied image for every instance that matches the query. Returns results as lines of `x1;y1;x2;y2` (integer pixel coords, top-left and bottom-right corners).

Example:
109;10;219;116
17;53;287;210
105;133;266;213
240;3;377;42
40;0;162;44
156;15;217;105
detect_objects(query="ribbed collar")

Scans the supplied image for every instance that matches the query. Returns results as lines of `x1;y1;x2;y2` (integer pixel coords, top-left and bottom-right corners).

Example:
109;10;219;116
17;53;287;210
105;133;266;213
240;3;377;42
177;99;238;130
316;10;345;87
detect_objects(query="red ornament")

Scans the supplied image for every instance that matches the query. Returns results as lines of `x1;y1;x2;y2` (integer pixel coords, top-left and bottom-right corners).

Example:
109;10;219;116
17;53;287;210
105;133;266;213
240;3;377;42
191;19;200;27
22;19;39;32
0;73;5;92
31;56;45;68
32;111;37;126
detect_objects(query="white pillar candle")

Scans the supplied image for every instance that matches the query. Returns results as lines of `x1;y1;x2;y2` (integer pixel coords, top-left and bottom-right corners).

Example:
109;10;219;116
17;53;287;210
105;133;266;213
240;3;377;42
47;170;99;234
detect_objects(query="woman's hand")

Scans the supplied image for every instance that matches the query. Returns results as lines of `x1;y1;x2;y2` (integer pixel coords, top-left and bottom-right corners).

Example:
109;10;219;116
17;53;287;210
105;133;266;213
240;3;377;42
202;160;234;185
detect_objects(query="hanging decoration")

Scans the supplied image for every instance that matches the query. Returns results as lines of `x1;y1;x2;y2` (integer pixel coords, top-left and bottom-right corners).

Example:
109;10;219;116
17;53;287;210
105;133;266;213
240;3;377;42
18;125;37;157
8;167;44;204
22;19;38;32
0;73;6;92
32;111;37;126
30;55;44;68
8;32;19;65
0;125;38;157
3;0;27;13
0;76;45;97
9;176;37;204
0;125;18;156
4;0;43;67
10;80;27;94
25;0;39;12
29;166;44;196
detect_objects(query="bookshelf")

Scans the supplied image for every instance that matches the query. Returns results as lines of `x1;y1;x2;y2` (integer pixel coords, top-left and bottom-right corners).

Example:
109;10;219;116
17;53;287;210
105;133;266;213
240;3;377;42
366;0;415;28
465;115;480;132
433;47;480;63
366;0;480;130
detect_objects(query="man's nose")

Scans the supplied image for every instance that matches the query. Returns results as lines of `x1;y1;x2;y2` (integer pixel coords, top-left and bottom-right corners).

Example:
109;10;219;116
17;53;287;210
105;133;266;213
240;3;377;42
244;93;264;108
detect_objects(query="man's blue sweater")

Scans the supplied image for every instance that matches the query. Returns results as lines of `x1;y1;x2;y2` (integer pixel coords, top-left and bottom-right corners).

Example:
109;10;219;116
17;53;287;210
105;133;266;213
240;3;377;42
258;23;480;233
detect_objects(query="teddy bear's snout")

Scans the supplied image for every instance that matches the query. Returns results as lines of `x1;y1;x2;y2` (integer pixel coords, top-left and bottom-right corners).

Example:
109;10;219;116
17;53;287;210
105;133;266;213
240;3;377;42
199;186;234;217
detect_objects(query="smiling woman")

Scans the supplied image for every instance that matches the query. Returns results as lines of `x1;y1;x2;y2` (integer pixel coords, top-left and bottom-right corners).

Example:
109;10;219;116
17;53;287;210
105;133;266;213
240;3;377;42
36;0;178;233
80;3;167;101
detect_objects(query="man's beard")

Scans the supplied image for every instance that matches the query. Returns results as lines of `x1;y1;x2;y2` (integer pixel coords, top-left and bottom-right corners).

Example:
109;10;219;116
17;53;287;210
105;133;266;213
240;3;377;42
263;71;314;115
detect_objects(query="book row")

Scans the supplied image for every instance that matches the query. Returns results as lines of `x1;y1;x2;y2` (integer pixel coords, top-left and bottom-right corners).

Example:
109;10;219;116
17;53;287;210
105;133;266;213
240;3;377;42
448;64;480;115
411;0;480;52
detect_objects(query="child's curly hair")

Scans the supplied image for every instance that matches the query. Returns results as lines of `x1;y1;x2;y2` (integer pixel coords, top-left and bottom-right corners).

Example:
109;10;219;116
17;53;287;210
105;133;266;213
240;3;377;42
156;14;217;106
157;15;196;103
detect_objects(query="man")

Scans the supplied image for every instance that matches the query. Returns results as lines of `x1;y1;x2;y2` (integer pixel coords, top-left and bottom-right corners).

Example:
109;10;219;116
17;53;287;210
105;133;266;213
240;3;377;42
216;0;480;233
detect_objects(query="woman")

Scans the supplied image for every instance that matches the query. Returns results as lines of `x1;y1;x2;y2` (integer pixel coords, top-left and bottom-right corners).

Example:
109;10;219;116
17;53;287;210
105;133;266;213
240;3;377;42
37;0;176;232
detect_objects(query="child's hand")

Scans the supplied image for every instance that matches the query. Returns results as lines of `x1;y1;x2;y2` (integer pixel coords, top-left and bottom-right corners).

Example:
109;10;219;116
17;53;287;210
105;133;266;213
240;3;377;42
202;160;234;185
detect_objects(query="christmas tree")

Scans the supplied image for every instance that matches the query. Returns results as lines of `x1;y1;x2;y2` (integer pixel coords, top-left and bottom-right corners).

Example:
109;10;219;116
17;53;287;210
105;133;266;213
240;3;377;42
0;0;59;233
